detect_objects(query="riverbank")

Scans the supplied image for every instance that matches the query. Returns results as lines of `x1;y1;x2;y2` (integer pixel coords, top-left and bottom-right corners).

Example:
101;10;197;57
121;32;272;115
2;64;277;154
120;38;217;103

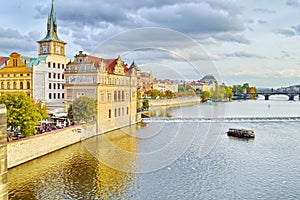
148;96;201;107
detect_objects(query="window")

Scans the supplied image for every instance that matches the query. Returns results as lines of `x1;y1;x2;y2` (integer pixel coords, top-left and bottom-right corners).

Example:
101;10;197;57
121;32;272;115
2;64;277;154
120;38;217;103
58;74;60;79
58;84;60;89
49;83;51;89
77;92;85;97
122;108;124;116
27;82;30;89
53;93;56;99
118;108;121;116
108;93;112;101
13;59;18;66
122;91;125;101
62;85;64;89
49;73;51;78
49;93;52;99
58;63;60;69
118;91;121;101
127;107;129;115
13;82;17;89
53;63;56;68
62;74;64;79
48;62;51;68
108;109;111;119
20;74;23;77
7;82;11;89
62;93;64;99
62;64;64;69
101;93;104;101
114;91;117;102
53;84;56;89
53;73;56;79
20;82;23;89
1;82;4;89
58;93;60;99
114;109;117;117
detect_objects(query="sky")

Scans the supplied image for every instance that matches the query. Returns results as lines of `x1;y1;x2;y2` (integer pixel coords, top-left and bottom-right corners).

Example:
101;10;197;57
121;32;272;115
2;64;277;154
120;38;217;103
1;0;300;88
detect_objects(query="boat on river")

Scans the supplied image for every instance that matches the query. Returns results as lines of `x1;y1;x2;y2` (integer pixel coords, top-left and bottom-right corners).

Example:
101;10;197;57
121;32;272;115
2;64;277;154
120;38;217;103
227;128;255;138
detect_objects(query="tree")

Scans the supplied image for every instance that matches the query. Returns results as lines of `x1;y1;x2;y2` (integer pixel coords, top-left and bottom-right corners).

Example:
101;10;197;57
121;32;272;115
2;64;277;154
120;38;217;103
71;96;97;123
142;99;149;109
0;93;48;136
145;89;161;99
201;90;211;102
67;104;73;121
165;90;174;99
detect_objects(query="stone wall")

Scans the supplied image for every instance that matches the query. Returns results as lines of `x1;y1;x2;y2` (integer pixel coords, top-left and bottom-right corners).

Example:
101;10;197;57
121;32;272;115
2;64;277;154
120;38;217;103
0;105;7;200
7;123;96;169
149;96;201;107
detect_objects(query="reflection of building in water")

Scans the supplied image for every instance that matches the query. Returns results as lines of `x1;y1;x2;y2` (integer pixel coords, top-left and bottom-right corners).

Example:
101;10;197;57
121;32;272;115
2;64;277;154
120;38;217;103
64;51;139;133
92;128;138;199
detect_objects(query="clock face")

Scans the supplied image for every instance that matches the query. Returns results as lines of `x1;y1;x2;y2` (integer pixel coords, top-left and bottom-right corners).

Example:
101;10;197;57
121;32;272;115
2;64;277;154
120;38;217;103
43;46;48;53
56;46;60;54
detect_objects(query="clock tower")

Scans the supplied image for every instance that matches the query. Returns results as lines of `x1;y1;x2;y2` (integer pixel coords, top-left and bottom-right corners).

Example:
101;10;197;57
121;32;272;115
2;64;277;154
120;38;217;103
37;0;66;57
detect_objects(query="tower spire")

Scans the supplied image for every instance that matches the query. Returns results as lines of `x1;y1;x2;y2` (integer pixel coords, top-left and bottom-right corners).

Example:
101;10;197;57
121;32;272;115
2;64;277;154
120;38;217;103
39;0;64;43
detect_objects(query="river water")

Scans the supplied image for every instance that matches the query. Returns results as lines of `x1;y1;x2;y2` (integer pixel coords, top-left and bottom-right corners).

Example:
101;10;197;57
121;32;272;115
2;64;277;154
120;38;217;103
8;97;300;199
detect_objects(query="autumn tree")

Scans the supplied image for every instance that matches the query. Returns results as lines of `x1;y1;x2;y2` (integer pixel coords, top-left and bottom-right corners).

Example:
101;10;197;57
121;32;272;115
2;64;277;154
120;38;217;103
0;93;48;136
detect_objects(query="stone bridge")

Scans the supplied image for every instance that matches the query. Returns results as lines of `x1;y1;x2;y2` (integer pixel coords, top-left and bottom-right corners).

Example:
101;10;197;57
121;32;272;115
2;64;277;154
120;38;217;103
256;92;300;100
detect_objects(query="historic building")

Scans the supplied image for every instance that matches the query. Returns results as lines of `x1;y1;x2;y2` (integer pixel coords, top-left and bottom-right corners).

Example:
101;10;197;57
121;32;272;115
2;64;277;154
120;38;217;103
152;79;178;93
64;51;138;133
0;52;33;97
30;0;69;113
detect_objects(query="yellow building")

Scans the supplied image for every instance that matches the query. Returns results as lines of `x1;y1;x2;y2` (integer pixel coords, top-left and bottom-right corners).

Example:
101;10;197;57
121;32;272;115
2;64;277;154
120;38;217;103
0;52;33;97
64;51;139;133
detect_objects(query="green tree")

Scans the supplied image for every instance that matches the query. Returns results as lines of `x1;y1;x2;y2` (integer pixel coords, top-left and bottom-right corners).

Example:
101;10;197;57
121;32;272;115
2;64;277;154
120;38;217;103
67;104;73;121
0;93;48;136
71;96;97;123
165;90;174;99
145;89;161;99
142;99;149;109
201;90;211;102
178;84;185;93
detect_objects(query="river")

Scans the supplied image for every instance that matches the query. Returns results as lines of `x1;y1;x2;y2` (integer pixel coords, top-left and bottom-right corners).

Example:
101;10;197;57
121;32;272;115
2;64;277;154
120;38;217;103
8;97;300;199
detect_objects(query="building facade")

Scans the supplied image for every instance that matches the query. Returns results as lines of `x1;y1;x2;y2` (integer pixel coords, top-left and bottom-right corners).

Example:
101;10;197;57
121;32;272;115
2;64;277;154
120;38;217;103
0;52;33;97
64;51;138;133
32;0;69;113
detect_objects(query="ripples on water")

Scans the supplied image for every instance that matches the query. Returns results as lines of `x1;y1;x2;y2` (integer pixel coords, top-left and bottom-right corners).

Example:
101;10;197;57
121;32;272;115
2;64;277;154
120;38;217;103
8;100;300;199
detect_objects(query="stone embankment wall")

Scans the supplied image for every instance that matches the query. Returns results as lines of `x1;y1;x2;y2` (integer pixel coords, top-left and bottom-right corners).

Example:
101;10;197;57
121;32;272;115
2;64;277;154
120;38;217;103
149;96;201;107
7;123;96;169
0;105;7;200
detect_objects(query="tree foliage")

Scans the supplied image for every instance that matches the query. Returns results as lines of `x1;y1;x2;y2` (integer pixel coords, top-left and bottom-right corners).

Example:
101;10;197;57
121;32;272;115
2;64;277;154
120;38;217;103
165;90;174;99
200;90;211;101
71;96;97;123
0;93;48;136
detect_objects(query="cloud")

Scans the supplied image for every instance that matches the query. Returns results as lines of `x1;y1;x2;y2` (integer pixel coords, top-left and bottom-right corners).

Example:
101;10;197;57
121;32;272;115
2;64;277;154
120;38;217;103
286;0;300;7
224;51;265;59
258;19;268;24
274;28;296;37
253;8;276;14
0;27;36;55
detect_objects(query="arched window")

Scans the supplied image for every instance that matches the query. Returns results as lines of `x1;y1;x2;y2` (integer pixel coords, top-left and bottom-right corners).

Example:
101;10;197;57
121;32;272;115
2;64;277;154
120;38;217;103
7;82;11;89
1;82;4;89
27;82;30;89
20;82;23;89
13;82;17;89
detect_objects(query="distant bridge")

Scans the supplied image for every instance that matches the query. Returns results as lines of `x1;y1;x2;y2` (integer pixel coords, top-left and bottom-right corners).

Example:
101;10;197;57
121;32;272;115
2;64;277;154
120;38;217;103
255;92;300;100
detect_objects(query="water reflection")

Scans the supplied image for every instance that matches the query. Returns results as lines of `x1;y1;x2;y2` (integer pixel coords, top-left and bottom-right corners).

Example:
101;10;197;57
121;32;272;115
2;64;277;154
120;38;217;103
8;126;139;200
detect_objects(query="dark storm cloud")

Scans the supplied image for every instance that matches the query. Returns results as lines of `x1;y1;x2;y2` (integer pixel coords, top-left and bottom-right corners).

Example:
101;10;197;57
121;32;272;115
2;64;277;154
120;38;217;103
0;27;36;55
224;51;265;59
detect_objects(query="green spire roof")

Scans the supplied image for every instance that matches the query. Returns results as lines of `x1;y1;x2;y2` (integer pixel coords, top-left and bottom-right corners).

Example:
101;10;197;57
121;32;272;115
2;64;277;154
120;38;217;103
39;0;65;43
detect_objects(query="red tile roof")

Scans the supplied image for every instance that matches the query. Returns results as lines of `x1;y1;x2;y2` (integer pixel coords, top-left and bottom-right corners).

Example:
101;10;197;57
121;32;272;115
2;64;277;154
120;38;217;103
0;56;9;66
86;55;130;74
